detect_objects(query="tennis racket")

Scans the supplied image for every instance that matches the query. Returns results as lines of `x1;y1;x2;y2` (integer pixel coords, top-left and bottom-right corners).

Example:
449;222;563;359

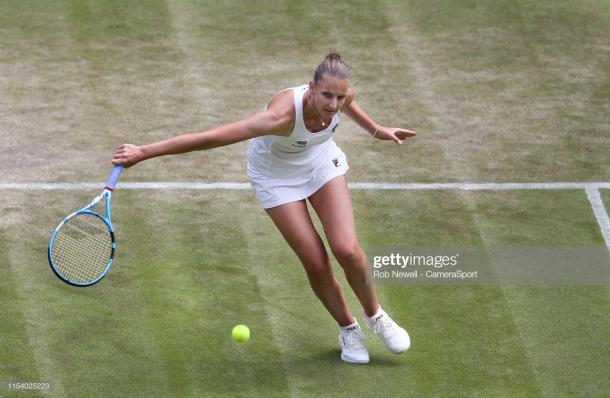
48;165;124;287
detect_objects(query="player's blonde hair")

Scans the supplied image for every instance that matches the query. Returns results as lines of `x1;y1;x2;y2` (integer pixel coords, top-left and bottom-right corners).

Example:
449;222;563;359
314;51;350;83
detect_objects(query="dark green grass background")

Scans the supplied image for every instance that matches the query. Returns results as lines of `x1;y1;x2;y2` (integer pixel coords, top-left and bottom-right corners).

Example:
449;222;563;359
1;0;609;397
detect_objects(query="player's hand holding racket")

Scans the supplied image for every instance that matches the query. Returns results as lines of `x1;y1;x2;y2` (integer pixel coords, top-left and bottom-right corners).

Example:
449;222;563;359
48;166;124;286
112;144;145;168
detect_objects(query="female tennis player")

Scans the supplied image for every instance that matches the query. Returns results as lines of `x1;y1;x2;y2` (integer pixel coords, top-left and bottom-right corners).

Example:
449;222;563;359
112;52;415;364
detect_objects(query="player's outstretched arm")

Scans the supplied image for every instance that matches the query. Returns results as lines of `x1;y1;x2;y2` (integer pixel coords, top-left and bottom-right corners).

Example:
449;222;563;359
342;96;416;145
112;110;290;168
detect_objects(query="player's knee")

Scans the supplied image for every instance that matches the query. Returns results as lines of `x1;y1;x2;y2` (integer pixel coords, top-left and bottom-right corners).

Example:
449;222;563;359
300;252;332;279
332;241;364;267
304;262;333;283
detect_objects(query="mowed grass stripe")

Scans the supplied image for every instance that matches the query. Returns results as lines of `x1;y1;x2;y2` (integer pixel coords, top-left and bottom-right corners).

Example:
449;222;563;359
1;194;72;397
0;236;45;395
454;189;552;396
58;0;191;180
500;286;610;397
355;189;543;396
117;190;291;396
238;201;320;397
461;189;610;396
379;0;609;183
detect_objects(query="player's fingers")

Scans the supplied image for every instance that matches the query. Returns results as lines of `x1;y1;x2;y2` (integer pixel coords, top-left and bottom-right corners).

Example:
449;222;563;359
116;143;134;153
112;150;126;160
113;145;141;167
396;129;416;138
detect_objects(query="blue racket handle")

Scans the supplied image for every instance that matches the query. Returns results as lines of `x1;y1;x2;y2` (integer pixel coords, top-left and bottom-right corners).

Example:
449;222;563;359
105;165;124;191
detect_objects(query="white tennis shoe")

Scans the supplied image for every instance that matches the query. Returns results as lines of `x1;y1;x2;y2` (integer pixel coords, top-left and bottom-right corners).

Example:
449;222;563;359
364;308;411;354
339;320;370;364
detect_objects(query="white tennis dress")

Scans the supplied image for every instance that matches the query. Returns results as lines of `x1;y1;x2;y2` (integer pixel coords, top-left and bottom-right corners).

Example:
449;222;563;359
247;84;349;209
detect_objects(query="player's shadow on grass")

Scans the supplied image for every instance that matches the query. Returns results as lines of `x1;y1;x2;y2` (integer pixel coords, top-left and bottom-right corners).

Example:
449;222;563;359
313;349;407;367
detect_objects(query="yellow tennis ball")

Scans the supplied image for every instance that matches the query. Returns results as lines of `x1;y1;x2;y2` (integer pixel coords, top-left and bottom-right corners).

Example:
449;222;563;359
232;324;250;343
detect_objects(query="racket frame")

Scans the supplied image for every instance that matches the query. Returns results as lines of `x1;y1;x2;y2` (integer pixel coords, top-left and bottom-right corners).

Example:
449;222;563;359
48;166;122;287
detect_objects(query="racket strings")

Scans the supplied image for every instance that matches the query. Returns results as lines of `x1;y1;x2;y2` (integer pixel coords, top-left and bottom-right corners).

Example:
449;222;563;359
51;214;113;284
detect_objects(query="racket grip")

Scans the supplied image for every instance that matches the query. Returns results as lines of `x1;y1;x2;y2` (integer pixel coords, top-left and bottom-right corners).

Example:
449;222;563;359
105;165;124;191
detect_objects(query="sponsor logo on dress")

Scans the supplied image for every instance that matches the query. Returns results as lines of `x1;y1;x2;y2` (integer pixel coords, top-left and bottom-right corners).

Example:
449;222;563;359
332;123;339;133
292;140;308;148
332;157;341;167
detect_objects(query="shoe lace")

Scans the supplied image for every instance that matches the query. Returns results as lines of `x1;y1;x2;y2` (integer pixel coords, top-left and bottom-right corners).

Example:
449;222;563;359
342;328;364;347
373;317;396;338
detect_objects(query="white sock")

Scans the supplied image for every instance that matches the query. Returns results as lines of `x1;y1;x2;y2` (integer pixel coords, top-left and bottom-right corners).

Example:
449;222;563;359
366;307;384;322
339;318;358;332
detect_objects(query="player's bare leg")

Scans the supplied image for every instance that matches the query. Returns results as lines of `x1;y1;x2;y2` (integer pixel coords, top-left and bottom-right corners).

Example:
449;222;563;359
266;199;370;363
309;176;410;354
265;200;354;326
308;176;379;317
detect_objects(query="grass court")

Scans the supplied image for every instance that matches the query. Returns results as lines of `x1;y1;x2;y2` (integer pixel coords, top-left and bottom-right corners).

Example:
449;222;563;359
1;1;609;396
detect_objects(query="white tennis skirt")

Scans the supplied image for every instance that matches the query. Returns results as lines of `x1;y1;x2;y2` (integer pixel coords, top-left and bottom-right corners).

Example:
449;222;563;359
247;144;349;209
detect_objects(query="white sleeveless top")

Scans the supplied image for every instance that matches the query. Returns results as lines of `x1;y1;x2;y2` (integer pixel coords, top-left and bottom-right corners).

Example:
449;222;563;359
247;84;341;180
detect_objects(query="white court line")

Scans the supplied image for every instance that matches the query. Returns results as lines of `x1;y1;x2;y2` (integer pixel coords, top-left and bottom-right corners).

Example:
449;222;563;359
2;181;610;190
349;182;610;190
586;186;610;253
